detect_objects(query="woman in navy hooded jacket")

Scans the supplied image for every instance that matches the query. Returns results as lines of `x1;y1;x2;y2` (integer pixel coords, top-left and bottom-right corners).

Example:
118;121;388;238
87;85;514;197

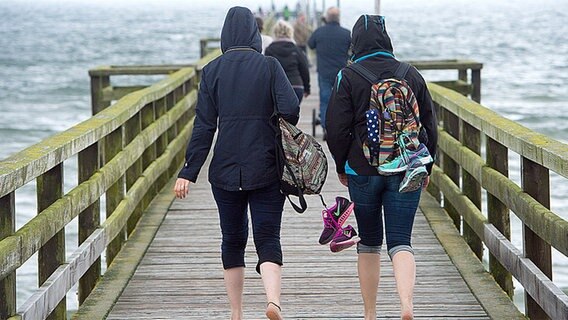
326;15;438;320
174;7;299;320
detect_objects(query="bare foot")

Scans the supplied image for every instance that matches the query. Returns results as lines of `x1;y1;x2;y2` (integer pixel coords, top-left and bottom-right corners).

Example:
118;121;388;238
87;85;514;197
266;302;283;320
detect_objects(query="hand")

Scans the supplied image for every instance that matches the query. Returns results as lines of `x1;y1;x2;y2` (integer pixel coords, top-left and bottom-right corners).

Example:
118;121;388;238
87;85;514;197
174;178;191;199
422;175;430;190
303;92;310;98
338;173;348;187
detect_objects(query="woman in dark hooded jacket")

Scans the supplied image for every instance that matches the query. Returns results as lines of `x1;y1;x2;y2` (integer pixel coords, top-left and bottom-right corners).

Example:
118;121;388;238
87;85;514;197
326;15;438;320
174;7;299;320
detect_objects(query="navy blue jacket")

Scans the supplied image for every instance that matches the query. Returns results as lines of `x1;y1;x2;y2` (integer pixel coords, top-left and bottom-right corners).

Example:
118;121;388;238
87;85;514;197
307;22;351;80
326;15;438;176
178;7;299;191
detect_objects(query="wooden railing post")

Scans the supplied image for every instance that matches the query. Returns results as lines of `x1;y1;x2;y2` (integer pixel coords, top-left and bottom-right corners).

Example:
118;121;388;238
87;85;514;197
200;39;207;58
125;113;143;235
521;157;551;320
461;122;483;259
471;68;481;103
37;164;66;320
141;103;157;210
105;127;125;266
155;97;169;191
78;143;101;304
426;102;442;202
90;75;111;114
0;192;16;319
486;138;513;297
458;69;467;82
442;109;461;229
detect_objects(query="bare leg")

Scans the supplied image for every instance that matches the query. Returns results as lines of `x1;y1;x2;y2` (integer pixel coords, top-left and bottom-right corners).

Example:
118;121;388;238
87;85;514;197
358;253;381;320
392;251;415;320
260;262;283;319
224;267;245;320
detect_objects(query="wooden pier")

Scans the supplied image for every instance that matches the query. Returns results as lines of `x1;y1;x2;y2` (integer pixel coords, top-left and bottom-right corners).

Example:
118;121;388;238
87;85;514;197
1;40;567;320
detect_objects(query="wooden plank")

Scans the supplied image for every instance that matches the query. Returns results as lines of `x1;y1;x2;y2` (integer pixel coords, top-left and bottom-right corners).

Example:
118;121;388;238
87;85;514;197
442;108;461;229
89;65;195;76
105;127;125;266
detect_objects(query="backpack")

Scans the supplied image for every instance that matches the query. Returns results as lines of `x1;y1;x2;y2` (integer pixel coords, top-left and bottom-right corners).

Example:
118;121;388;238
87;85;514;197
267;57;328;213
348;62;424;167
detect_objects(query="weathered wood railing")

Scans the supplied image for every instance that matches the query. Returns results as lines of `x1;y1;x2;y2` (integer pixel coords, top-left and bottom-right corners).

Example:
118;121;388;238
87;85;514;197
0;49;221;320
426;76;568;319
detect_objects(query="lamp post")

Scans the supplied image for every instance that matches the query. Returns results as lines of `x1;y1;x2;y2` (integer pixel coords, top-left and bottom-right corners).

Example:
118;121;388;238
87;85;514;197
375;0;381;14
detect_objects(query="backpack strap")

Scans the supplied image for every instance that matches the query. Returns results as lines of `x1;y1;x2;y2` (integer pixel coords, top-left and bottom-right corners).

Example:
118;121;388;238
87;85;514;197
348;61;412;83
347;63;379;84
394;62;412;79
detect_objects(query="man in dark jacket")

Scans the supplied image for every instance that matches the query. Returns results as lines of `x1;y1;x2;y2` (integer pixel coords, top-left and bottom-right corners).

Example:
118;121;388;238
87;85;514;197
325;15;438;320
308;7;351;135
174;7;298;320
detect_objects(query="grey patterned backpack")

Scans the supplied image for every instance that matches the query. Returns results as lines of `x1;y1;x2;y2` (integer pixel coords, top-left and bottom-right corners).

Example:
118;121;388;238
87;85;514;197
267;57;328;213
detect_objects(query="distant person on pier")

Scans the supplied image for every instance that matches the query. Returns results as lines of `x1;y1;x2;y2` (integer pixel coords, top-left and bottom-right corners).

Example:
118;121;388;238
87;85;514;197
293;13;312;63
308;7;351;139
265;20;310;104
256;17;273;54
325;15;438;320
174;6;299;320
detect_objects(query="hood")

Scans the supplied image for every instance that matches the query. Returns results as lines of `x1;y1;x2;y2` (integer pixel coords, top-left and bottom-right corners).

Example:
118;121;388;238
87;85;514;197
220;7;262;53
351;15;394;60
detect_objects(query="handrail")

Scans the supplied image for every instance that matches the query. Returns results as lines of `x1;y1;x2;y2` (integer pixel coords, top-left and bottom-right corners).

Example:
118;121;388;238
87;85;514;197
0;48;221;320
426;81;568;319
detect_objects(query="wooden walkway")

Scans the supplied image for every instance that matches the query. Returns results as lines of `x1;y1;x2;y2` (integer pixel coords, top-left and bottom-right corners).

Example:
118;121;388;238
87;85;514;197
105;70;493;319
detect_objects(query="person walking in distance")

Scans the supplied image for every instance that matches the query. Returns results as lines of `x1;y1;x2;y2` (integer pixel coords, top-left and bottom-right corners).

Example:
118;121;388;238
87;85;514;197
325;15;438;320
265;20;310;104
293;12;312;62
174;7;299;320
307;7;350;139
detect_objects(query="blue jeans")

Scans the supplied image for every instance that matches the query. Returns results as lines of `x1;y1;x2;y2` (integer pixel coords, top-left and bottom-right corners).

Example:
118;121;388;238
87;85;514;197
211;182;285;273
318;74;334;129
347;174;422;259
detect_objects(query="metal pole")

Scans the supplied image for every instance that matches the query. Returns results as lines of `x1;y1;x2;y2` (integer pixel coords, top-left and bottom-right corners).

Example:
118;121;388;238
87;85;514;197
337;0;340;8
375;0;381;14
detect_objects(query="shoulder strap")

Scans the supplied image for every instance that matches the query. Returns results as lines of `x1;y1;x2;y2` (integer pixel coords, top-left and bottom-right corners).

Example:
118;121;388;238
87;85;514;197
347;63;379;84
349;61;412;83
394;62;411;79
266;56;279;115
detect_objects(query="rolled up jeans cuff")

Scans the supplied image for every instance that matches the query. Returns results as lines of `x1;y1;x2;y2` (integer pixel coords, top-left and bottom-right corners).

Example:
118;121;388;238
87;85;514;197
357;243;382;254
388;245;414;260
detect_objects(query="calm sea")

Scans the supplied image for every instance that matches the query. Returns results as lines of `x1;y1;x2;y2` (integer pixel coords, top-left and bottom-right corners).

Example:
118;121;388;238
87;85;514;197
1;0;566;312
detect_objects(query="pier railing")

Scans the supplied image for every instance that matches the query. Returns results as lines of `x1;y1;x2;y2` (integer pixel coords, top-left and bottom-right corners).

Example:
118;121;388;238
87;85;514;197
427;77;568;319
0;49;221;320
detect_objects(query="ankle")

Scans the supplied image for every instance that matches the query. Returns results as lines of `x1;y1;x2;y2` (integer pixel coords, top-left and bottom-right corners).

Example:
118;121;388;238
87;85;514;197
364;309;376;320
230;311;242;320
401;304;413;320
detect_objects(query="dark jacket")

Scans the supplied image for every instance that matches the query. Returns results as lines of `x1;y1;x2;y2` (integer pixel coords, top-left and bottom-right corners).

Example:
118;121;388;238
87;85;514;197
325;15;438;176
265;40;310;94
307;22;351;80
178;7;299;191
